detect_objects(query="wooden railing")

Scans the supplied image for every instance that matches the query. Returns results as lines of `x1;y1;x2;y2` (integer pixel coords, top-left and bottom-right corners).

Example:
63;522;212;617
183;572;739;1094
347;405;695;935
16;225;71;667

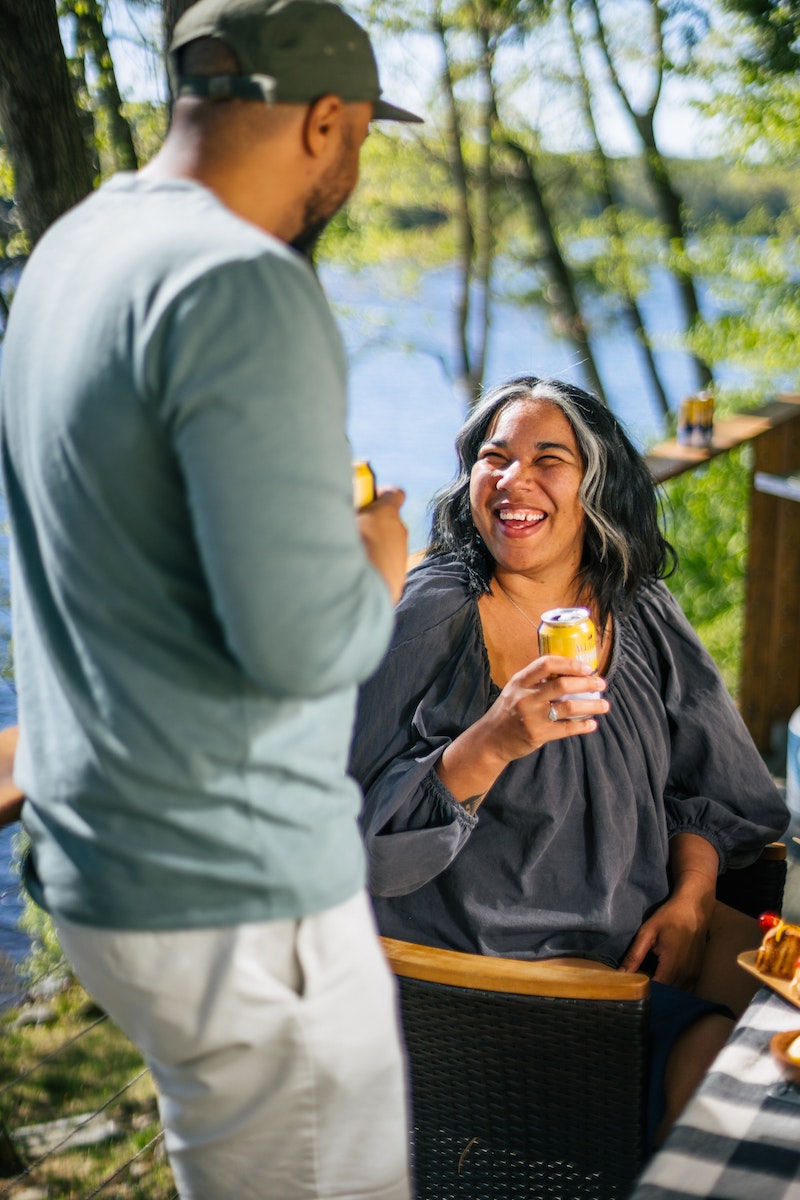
646;392;800;754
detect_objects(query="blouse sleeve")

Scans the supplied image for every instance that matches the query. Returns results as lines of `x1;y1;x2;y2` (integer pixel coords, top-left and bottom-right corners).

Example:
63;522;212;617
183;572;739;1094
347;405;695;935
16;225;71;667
637;582;788;870
349;561;490;897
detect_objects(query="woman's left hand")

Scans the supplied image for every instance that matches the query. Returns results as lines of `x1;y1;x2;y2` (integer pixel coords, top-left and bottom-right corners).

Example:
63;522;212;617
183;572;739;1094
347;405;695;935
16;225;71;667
620;893;712;987
619;832;719;987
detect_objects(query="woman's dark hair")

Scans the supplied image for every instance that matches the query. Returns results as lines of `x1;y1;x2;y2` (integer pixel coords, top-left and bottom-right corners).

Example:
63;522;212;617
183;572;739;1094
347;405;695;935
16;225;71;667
427;375;676;625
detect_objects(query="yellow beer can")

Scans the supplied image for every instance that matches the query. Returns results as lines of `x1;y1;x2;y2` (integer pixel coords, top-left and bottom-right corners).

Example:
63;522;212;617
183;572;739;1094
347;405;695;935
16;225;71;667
538;607;600;708
693;391;714;448
677;397;697;446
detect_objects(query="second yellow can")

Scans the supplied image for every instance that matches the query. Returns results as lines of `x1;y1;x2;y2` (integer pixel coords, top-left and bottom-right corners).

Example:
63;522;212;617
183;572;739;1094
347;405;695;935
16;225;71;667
352;460;377;510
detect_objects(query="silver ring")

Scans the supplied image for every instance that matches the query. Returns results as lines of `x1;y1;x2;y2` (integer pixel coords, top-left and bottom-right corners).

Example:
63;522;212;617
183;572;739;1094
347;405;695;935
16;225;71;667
548;703;559;722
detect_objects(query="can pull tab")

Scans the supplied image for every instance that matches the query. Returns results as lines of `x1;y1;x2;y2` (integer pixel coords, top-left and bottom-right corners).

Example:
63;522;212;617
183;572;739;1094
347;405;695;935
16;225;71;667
352;461;377;510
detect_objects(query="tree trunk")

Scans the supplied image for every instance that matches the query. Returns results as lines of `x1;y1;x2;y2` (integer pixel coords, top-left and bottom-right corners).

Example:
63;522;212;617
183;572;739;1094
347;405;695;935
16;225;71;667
434;13;479;406
584;0;713;391
503;137;608;405
638;128;712;389
67;0;138;172
162;0;202;110
0;0;93;245
162;0;199;57
566;0;670;418
66;38;101;181
471;14;498;404
433;5;494;408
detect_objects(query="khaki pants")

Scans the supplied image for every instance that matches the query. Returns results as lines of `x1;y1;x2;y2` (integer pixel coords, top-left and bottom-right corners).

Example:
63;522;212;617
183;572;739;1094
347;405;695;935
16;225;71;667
55;891;411;1200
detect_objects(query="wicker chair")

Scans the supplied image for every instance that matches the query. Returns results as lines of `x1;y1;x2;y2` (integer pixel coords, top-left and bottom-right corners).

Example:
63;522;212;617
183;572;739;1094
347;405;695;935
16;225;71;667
715;840;787;918
382;843;787;1200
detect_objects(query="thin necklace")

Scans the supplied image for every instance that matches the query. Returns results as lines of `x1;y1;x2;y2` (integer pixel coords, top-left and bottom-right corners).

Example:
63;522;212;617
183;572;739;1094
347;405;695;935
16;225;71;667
493;577;604;645
492;577;541;631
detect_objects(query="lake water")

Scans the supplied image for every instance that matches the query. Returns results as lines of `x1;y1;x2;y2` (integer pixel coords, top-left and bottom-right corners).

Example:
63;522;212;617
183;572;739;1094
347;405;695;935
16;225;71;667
0;256;731;993
0;497;22;1005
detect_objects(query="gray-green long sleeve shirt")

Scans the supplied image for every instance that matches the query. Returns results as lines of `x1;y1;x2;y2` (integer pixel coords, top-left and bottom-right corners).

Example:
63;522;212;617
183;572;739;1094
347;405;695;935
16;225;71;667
0;175;394;930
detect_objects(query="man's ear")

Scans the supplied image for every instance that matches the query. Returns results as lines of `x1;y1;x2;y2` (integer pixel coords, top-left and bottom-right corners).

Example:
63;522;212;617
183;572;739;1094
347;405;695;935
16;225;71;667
303;94;345;158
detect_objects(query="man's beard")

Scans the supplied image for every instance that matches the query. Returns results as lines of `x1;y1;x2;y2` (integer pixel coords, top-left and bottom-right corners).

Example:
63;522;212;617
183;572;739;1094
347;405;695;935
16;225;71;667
290;128;358;260
289;211;328;260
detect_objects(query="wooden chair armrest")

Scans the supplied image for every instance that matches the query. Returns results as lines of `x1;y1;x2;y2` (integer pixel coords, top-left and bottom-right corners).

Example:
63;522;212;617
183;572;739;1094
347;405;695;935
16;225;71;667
760;841;787;861
380;936;649;1001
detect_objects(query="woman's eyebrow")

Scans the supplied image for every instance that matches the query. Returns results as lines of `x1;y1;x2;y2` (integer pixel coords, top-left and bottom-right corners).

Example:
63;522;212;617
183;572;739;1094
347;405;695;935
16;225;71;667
480;437;577;456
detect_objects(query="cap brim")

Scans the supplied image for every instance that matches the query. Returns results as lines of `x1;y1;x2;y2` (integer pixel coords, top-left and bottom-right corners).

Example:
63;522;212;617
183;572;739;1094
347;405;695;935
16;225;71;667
372;98;423;124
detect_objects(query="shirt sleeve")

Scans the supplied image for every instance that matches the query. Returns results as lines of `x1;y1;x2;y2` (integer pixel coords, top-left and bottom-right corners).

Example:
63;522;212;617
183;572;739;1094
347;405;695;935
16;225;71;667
150;252;394;698
639;582;789;870
350;563;485;896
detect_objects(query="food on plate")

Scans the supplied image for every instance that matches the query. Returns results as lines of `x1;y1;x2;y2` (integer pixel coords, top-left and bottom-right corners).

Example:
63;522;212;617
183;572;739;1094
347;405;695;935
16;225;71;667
755;913;800;980
770;1029;800;1083
787;1033;800;1063
792;958;800;1002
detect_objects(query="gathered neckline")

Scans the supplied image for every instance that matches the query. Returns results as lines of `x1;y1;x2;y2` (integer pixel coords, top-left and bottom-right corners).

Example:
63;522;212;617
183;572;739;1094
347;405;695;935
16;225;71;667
480;593;623;701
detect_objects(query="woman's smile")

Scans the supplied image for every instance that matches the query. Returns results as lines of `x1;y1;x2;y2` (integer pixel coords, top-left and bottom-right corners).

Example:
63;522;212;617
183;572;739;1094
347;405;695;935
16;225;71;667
494;505;547;536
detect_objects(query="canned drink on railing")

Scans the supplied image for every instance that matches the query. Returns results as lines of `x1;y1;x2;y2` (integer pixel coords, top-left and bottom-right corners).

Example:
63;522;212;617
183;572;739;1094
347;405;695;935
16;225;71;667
693;391;715;448
678;392;714;448
678;396;696;445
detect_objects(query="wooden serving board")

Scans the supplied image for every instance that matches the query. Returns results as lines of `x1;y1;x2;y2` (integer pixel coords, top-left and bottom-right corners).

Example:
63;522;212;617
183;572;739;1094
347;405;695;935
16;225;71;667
738;949;800;1011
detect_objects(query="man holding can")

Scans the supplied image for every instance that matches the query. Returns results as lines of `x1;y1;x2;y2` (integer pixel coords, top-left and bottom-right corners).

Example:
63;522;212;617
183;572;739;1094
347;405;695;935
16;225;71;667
0;2;420;1197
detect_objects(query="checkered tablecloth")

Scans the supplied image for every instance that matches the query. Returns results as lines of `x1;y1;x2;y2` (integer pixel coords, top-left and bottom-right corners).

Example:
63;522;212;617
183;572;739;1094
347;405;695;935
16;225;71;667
629;987;800;1200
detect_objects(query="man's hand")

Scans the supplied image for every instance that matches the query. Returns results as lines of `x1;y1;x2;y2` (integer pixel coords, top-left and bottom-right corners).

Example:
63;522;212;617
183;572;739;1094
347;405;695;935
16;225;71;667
357;487;408;605
0;725;24;828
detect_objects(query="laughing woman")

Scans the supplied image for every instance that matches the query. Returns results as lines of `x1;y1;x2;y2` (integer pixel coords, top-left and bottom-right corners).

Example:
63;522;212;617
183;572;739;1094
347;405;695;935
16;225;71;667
350;375;788;1144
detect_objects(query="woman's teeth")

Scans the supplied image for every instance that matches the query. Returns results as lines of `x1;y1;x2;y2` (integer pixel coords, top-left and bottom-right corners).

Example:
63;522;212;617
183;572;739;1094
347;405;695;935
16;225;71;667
498;510;545;523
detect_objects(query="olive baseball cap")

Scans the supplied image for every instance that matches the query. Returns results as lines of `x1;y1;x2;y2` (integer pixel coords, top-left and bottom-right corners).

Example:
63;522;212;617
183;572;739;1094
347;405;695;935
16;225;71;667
170;0;423;122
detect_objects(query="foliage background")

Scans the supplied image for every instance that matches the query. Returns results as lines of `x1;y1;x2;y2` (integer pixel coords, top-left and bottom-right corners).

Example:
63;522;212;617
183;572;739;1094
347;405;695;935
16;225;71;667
0;0;797;733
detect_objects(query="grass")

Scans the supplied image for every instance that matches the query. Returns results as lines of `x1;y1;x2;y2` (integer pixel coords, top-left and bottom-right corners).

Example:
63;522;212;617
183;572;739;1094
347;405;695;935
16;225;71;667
0;980;176;1199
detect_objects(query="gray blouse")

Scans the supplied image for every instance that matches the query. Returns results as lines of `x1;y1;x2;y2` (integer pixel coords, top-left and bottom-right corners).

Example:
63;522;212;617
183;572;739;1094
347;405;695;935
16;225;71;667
350;556;788;966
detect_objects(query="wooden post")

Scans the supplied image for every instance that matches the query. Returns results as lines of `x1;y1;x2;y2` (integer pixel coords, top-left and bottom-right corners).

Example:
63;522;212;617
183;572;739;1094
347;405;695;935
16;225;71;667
646;394;800;755
739;396;800;753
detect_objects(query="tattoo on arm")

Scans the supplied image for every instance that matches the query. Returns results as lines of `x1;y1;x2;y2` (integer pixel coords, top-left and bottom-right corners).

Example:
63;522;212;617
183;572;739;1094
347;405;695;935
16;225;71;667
461;793;485;816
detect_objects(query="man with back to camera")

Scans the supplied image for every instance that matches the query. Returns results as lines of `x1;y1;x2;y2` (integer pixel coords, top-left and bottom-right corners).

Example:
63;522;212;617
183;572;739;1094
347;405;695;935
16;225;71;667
0;2;422;1197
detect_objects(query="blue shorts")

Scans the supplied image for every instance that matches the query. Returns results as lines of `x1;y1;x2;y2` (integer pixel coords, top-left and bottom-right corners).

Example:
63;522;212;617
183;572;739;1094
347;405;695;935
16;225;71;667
647;981;734;1145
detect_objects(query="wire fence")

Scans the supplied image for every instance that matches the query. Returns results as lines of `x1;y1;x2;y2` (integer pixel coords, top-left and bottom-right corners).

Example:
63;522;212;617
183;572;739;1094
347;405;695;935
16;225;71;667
0;902;178;1200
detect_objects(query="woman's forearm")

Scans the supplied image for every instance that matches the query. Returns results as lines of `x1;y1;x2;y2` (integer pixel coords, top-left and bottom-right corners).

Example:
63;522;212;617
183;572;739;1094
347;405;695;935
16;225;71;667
435;721;510;816
669;832;719;915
